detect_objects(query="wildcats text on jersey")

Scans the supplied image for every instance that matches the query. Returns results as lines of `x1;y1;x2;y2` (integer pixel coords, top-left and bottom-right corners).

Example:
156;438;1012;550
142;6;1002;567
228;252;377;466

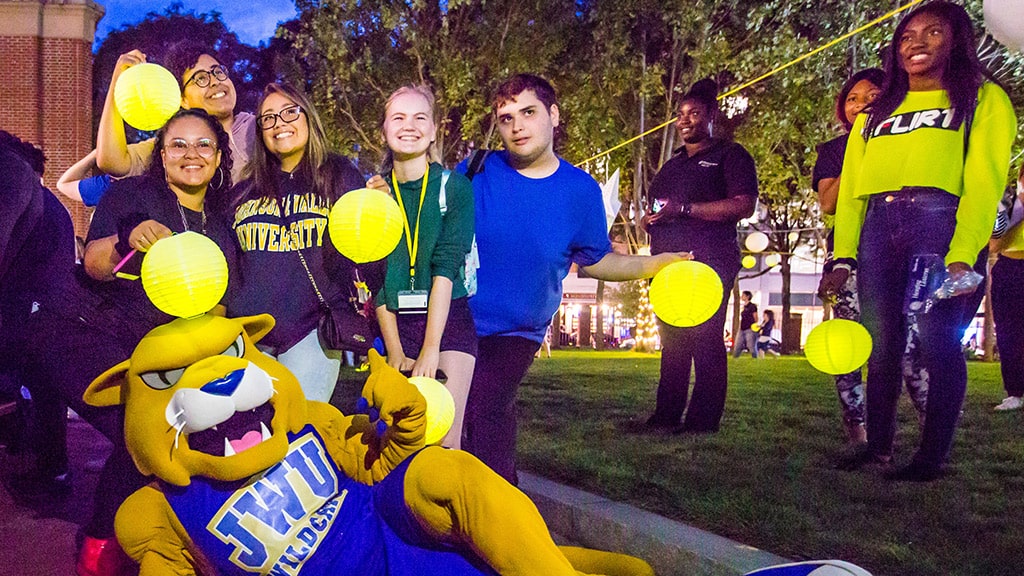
208;432;345;574
870;107;958;138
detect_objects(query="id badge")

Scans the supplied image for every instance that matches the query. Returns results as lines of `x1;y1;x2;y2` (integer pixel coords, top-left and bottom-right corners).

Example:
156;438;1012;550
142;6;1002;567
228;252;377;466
397;290;429;314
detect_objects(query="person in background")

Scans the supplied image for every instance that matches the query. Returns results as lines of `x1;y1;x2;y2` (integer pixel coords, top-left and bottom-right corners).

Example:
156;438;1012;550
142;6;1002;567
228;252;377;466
55;149;113;207
757;309;778;358
641;77;759;435
458;74;689;484
96;41;256;183
228;83;367;403
371;85;476;449
820;1;1015;481
991;163;1024;411
733;290;758;359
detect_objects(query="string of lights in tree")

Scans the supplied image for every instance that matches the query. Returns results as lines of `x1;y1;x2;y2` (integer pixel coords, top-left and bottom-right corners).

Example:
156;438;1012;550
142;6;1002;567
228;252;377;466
634;282;659;352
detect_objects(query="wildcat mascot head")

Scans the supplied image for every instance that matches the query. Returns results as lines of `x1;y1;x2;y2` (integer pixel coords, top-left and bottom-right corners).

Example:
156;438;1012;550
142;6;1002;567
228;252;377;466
83;314;308;486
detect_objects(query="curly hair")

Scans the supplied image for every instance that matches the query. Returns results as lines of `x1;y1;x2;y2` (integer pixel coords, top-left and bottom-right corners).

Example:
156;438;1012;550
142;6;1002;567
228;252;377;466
146;108;233;215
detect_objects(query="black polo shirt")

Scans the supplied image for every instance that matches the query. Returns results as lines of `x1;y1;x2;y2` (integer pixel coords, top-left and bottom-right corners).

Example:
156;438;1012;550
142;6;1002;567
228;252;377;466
648;139;758;261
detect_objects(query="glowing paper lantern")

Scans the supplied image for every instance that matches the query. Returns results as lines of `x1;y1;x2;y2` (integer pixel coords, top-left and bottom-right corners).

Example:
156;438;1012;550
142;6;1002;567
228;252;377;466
408;376;455;445
745;231;769;253
114;63;181;131
804;319;873;375
751;323;761;332
788;231;800;243
649;261;723;327
328;189;404;263
141;232;228;318
764;253;781;268
985;0;1024;53
741;255;757;269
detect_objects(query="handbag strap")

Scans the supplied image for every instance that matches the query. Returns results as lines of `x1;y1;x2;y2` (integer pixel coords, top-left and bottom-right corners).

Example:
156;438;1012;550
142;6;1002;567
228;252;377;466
276;196;328;309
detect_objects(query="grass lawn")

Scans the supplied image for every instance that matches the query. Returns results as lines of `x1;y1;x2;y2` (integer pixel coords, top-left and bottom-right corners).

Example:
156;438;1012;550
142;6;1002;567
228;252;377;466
337;351;1024;576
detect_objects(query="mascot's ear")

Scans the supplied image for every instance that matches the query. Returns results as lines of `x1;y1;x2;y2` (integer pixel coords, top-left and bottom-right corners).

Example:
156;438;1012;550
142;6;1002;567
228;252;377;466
83;360;131;407
368;349;386;370
239;314;276;345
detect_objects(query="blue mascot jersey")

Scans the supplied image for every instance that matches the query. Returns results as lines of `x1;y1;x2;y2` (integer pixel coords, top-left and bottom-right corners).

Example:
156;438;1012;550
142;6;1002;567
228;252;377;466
165;425;494;575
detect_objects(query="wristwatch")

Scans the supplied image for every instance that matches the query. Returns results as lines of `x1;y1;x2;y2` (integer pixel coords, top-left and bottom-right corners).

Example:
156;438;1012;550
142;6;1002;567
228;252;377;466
681;203;693;217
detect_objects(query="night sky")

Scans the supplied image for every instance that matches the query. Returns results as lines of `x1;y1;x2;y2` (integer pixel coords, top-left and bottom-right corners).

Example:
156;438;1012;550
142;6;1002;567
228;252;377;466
94;0;298;47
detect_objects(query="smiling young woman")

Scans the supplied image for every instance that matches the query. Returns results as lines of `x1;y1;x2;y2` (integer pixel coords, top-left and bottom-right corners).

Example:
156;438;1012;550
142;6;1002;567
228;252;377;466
822;1;1016;481
374;85;477;449
226;83;368;403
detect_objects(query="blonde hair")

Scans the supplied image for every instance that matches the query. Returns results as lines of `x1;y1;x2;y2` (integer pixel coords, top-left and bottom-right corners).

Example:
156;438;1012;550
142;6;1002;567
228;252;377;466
381;85;441;174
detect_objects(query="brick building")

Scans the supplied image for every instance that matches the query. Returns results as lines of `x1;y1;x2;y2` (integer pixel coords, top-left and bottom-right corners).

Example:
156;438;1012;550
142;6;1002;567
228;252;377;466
0;0;104;236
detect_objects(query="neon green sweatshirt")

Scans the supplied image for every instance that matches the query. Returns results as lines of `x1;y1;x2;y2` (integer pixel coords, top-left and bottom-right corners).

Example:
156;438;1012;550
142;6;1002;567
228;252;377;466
834;82;1016;266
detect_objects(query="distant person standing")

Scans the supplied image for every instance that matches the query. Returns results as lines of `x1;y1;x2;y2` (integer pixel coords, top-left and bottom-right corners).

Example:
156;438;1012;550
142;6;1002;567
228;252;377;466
757;309;779;358
641;77;759;434
991;164;1024;411
734;291;758;359
459;74;688;484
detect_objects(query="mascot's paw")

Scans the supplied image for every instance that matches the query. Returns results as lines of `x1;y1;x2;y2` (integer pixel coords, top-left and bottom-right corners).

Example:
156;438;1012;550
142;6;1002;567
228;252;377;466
76;536;134;576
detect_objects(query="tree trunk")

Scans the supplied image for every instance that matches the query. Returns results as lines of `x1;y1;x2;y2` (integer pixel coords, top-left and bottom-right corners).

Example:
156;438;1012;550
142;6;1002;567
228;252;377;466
780;254;798;354
579;305;593;349
595;281;606;350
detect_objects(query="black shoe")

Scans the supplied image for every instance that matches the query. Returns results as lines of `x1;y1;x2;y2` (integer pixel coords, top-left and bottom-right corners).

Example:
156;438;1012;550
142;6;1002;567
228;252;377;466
623;416;678;434
884;462;943;482
5;470;73;501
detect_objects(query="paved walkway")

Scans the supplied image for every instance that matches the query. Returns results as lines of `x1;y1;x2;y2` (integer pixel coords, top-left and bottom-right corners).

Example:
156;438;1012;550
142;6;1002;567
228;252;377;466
0;417;787;576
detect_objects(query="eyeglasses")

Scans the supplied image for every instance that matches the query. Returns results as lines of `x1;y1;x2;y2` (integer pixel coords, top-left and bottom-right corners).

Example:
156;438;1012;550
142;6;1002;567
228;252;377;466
258;105;304;130
164;138;218;159
183;65;230;88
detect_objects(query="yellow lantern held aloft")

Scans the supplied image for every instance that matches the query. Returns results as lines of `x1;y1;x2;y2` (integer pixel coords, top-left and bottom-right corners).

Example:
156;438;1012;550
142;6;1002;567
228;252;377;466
804;319;873;375
408;376;455;445
141;232;228;319
114;63;182;131
745;231;770;253
649;261;724;327
328;189;404;263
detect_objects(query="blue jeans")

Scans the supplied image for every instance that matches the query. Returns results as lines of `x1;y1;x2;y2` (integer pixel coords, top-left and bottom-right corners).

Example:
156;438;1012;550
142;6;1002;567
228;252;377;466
266;329;342;403
857;189;971;469
733;328;758;358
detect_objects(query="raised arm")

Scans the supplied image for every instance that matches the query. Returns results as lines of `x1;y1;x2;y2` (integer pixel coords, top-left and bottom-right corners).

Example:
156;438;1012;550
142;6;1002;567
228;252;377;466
96;50;147;176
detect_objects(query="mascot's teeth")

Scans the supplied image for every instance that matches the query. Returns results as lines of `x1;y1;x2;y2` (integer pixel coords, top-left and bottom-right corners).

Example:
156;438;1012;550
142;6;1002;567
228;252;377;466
261;422;271;441
223;437;236;457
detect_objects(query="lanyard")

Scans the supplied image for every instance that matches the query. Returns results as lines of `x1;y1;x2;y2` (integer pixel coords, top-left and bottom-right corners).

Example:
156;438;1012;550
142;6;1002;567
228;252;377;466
392;164;430;290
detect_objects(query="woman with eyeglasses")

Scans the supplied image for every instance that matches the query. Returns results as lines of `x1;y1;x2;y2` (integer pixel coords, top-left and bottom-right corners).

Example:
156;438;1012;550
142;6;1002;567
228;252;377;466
228;83;367;402
84;108;239;334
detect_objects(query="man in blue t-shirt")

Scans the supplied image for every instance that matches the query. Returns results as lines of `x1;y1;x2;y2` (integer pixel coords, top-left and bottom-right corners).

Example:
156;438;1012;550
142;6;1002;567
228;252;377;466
458;74;687;484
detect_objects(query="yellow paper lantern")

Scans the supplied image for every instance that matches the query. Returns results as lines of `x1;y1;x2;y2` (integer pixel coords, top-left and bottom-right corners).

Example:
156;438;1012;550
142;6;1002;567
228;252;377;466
751;323;761;332
741;255;757;269
649;261;724;327
745;231;770;253
141;232;228;319
804;319;873;375
114;63;182;131
764;253;781;268
408;376;455;445
328;188;404;263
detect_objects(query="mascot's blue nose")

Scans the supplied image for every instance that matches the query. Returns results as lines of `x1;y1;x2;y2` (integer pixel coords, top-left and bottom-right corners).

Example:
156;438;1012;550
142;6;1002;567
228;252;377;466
201;369;245;397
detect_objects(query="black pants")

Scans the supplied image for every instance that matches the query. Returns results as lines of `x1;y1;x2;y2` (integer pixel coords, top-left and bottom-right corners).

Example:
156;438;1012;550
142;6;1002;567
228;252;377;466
650;276;734;432
992;256;1024;397
462;335;539;485
19;301;149;538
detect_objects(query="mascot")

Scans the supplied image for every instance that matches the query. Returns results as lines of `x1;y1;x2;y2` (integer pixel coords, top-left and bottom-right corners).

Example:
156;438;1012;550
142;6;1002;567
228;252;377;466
83;313;653;576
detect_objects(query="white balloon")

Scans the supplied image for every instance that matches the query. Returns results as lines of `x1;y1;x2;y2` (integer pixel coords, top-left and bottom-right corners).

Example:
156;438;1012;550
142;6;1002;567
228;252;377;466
745;231;770;253
985;0;1024;53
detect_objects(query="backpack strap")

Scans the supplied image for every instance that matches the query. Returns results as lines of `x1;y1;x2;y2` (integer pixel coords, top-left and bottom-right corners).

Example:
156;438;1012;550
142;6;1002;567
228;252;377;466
439;169;451;215
465;149;491;181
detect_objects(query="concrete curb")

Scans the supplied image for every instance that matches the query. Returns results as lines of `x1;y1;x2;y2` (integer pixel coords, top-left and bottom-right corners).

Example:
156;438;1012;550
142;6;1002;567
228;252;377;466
520;472;789;576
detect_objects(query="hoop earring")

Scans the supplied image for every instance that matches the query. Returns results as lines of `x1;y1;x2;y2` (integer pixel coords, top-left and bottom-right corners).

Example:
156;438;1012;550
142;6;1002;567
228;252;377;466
213;166;226;191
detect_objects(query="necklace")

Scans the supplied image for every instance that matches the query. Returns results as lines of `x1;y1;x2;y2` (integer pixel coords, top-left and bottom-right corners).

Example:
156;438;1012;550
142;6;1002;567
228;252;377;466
177;200;207;235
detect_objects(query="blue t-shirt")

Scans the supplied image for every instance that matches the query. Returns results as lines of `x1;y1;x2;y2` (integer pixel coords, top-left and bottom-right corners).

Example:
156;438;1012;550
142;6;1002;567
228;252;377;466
458;152;611;342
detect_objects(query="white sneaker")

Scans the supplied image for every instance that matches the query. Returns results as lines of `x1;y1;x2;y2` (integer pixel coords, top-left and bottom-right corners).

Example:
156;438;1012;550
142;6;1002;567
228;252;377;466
994;396;1023;411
